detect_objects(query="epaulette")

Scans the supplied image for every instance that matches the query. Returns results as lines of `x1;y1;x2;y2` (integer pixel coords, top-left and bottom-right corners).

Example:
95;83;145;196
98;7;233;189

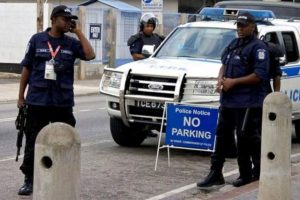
127;32;142;46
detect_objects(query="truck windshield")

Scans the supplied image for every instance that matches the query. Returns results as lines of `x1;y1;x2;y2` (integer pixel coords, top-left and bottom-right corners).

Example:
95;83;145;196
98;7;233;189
155;27;236;60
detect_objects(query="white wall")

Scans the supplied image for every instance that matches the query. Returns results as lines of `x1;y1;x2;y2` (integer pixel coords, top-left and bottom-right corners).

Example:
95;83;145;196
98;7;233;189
0;3;37;63
0;0;179;12
0;3;52;64
0;1;178;64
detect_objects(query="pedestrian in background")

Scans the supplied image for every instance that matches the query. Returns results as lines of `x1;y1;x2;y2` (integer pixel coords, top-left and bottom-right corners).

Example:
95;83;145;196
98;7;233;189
17;5;95;195
197;12;269;189
254;25;283;92
127;13;164;61
268;42;283;92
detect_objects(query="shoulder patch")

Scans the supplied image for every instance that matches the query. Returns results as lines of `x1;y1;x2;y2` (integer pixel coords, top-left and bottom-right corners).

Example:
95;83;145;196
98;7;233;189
257;49;266;60
127;33;141;46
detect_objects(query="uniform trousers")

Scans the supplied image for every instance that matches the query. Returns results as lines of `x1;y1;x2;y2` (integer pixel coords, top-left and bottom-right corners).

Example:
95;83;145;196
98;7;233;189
211;107;262;179
20;105;76;178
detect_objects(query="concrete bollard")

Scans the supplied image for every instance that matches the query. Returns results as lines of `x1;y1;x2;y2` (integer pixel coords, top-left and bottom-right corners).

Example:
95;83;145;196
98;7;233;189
258;92;292;200
33;122;81;200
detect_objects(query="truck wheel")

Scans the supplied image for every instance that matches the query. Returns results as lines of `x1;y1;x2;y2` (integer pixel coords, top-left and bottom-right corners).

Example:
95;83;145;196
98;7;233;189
295;120;300;142
110;117;147;146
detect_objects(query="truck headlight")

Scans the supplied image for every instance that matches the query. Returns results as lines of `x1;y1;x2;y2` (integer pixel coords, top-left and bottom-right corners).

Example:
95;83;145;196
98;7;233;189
102;71;123;89
109;72;123;88
100;70;123;97
193;80;218;95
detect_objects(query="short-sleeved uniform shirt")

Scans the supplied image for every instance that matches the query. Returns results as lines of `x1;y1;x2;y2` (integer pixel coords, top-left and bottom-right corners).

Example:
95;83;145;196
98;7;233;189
267;42;283;78
128;32;163;56
220;35;270;108
21;28;87;107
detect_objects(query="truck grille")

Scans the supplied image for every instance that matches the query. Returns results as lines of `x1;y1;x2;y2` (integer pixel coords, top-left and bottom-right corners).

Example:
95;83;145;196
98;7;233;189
127;75;177;98
125;74;181;124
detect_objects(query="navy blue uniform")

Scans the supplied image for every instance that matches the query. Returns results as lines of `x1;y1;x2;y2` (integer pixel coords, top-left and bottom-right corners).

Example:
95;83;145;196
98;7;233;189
221;35;270;107
267;42;283;79
266;42;283;92
211;35;269;180
127;32;163;57
21;28;87;107
20;28;87;177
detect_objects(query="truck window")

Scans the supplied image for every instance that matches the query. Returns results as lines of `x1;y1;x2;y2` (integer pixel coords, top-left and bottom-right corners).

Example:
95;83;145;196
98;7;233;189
265;32;280;45
282;32;299;63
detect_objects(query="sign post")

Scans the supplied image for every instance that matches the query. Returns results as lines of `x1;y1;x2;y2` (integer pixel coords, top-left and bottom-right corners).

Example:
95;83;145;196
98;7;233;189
37;0;44;32
155;103;218;171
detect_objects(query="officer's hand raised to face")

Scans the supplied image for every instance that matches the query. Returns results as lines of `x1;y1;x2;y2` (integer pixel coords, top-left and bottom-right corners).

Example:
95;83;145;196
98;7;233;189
69;19;80;34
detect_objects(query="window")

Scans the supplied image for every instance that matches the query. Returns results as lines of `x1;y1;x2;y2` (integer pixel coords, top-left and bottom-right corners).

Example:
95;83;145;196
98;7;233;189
282;32;299;63
265;32;280;45
155;27;236;60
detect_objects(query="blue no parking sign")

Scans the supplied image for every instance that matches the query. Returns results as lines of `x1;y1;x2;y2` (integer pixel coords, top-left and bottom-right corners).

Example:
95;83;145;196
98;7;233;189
165;103;218;151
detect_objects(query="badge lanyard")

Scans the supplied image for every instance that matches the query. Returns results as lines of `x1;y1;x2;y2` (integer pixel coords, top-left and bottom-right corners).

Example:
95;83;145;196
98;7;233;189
44;42;61;80
47;41;61;62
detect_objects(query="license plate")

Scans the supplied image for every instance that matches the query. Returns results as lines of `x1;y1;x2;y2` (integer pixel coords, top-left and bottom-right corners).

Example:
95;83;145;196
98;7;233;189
135;101;164;109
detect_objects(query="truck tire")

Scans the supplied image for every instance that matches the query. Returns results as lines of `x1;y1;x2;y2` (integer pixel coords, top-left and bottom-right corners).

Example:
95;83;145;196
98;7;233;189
295;119;300;142
110;117;148;146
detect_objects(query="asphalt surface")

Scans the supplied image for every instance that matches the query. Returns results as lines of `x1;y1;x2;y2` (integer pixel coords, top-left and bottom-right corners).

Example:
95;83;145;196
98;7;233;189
1;73;300;200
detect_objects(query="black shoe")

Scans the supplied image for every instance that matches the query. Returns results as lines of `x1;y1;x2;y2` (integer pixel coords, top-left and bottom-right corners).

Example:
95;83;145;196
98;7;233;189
197;170;225;189
232;177;253;187
18;176;33;196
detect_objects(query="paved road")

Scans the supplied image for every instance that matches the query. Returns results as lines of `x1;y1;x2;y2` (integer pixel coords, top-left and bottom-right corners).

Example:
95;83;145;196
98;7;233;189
0;94;299;199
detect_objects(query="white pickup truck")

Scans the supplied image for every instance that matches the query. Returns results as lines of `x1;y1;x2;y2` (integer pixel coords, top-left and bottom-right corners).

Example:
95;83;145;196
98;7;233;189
100;8;300;146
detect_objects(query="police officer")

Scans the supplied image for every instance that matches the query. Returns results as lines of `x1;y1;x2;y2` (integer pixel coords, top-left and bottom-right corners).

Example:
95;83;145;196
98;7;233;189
197;12;269;188
127;13;164;61
254;25;283;92
17;5;95;195
267;41;283;91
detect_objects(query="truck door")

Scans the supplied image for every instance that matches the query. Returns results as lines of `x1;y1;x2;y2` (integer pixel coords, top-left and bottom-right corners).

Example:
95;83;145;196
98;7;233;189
278;30;300;116
260;29;300;117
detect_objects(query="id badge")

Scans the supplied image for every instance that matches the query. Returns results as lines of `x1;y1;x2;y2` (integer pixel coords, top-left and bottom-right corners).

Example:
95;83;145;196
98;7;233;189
142;45;155;55
44;60;57;80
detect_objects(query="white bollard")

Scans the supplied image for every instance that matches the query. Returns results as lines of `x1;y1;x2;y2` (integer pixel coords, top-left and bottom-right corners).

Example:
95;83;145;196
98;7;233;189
33;122;81;200
258;92;292;200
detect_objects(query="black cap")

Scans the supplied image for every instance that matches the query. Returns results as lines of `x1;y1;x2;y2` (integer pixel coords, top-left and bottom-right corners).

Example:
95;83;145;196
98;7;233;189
50;5;78;20
236;12;255;26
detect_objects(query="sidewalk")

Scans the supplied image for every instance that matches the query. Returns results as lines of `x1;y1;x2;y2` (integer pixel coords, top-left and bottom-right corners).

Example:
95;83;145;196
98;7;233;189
197;161;300;200
0;73;99;102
